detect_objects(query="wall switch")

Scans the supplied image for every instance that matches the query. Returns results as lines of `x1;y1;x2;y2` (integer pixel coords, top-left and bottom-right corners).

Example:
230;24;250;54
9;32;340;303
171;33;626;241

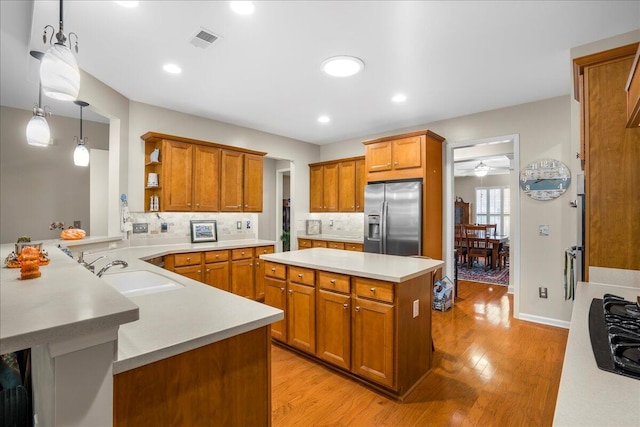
539;225;550;236
73;220;81;229
246;220;251;229
539;287;548;298
236;221;242;230
329;220;334;228
132;223;148;234
413;300;419;318
161;223;168;232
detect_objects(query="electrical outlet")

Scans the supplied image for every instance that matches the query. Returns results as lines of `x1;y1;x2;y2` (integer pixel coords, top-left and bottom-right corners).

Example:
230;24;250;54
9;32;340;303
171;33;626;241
236;221;242;230
132;223;148;234
413;299;419;318
73;220;81;229
539;287;548;298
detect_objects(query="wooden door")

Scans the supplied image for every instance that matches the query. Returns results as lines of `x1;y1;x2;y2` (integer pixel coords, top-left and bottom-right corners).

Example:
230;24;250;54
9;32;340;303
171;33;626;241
355;158;366;212
338;160;356;212
366;141;393;173
392;136;422;170
309;165;324;212
220;150;244;212
173;264;202;282
317;290;351;370
231;258;255;299
162;140;193;211
243;154;263;212
287;282;316;354
254;245;274;301
264;277;287;341
193;145;220;212
352;297;395;388
323;163;339;212
204;261;229;292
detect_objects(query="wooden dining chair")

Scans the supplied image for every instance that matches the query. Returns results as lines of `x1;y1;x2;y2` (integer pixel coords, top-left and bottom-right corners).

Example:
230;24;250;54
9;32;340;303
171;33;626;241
464;224;493;270
454;224;468;264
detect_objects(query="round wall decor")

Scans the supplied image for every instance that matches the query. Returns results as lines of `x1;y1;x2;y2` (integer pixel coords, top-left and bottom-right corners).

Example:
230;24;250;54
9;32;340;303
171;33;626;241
519;158;571;201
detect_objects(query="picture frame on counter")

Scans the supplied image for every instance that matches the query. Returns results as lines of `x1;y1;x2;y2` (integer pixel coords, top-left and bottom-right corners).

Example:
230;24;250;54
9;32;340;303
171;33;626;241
190;220;217;243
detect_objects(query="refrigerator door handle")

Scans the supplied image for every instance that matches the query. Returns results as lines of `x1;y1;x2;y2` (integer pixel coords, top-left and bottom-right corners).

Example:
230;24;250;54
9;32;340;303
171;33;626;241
381;200;388;254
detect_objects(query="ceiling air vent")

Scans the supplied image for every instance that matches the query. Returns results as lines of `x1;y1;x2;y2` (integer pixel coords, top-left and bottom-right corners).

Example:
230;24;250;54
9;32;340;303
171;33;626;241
188;27;221;49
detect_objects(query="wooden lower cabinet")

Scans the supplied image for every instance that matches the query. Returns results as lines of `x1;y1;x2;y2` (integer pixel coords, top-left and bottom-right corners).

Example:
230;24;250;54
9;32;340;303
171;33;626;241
264;277;287;342
114;326;271;427
317;289;351;370
231;258;255;299
254;245;275;301
287;282;316;353
352;296;395;389
204;261;229;292
298;238;363;252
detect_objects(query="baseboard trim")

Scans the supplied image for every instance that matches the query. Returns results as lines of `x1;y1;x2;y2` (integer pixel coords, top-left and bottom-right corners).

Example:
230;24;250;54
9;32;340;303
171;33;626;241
517;312;570;329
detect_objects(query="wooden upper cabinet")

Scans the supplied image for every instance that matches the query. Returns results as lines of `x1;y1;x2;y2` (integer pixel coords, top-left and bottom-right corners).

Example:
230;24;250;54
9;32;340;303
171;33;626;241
193;145;220;212
626;45;640;128
363;132;437;182
338;161;356;212
355;158;366;212
323;163;339;212
163;140;193;211
366;141;393;173
310;156;365;213
220;150;244;212
244;154;263;212
309;165;324;212
392;136;422;170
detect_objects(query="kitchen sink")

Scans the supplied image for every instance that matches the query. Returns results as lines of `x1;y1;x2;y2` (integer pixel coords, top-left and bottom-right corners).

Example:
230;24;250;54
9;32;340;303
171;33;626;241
100;270;184;297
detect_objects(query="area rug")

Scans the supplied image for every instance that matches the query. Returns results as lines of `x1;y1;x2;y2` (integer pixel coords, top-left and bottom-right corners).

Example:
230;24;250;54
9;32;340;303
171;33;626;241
458;262;509;286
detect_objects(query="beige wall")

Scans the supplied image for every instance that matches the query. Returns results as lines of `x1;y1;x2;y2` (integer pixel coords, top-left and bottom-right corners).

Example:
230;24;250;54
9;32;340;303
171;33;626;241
0;106;109;242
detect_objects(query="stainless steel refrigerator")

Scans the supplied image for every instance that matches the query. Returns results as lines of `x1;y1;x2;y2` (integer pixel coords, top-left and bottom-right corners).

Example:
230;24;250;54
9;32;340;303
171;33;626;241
363;180;422;256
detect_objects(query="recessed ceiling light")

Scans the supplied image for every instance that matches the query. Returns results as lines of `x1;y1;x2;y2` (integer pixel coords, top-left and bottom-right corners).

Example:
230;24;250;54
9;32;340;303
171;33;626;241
391;93;407;103
230;1;255;15
318;115;330;124
163;63;182;74
321;56;364;77
114;1;139;8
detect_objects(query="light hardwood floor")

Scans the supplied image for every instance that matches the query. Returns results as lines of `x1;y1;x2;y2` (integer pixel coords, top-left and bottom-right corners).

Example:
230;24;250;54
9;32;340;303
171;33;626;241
271;280;568;426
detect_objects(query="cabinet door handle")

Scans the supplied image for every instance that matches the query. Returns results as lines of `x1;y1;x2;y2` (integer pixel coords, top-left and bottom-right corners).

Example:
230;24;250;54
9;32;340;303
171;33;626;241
394;161;398;166
245;204;248;208
256;261;260;266
298;273;303;278
197;270;201;274
386;163;390;166
330;279;336;284
288;289;293;294
343;303;348;309
215;255;219;259
237;205;241;208
356;205;360;209
250;263;253;267
355;306;360;312
280;287;285;292
186;257;191;262
370;287;376;293
206;269;210;273
271;267;276;272
188;202;192;206
196;203;200;207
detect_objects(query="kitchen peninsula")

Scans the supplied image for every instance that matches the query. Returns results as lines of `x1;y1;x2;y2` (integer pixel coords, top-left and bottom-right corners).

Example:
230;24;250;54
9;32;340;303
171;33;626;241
1;239;283;426
260;248;443;400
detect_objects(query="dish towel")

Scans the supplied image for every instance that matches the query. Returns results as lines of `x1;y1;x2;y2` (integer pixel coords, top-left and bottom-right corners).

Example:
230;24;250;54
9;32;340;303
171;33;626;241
564;249;575;300
121;206;132;232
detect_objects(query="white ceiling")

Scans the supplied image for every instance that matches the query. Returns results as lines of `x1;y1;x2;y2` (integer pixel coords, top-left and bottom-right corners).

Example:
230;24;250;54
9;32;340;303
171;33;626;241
1;1;639;145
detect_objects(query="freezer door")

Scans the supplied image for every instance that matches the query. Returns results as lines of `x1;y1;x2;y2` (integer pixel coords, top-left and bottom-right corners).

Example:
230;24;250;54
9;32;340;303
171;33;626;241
385;181;422;256
364;183;385;253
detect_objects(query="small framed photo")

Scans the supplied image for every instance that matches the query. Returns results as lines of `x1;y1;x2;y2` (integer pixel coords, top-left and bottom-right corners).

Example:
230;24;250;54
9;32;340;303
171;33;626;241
190;220;217;243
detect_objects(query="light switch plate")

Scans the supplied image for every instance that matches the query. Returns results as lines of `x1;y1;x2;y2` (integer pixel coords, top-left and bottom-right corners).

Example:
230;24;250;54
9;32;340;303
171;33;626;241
539;225;550;236
236;221;242;230
132;223;148;234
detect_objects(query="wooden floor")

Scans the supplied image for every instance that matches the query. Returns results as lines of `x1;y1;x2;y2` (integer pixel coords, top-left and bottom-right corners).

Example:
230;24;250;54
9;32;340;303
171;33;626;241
271;281;568;427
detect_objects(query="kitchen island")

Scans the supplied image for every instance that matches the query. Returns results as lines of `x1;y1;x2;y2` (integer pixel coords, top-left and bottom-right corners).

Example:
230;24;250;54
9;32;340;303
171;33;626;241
1;239;283;426
260;248;444;400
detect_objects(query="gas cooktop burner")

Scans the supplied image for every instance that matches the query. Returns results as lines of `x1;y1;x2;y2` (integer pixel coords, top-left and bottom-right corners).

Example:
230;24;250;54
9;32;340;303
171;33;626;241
589;294;640;380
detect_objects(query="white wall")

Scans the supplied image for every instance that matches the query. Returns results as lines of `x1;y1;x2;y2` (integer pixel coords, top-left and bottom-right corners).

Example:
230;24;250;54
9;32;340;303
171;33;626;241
0;106;109;243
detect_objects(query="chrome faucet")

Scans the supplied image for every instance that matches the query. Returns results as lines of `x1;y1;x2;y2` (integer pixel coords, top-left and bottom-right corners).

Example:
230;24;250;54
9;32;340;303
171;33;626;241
96;260;128;277
78;252;107;274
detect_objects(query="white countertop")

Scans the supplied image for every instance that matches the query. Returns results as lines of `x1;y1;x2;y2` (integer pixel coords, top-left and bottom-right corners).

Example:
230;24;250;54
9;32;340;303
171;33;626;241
0;243;139;355
1;239;283;374
297;233;364;244
261;248;443;282
553;281;640;426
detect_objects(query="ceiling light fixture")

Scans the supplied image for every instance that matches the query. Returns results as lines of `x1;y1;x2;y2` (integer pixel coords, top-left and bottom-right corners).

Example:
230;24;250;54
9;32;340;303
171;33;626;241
321;56;364;77
230;1;255;15
392;93;407;103
26;51;52;147
318;115;330;124
40;0;80;101
163;63;182;74
474;161;490;177
114;1;139;7
73;100;90;167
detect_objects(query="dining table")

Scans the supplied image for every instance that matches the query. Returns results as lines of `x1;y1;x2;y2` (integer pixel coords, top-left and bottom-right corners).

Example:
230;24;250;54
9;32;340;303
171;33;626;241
465;233;509;270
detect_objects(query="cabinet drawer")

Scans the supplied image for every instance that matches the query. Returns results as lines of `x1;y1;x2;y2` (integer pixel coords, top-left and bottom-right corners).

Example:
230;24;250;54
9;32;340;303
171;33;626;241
298;239;312;249
231;248;254;260
326;241;345;250
255;245;274;256
312;240;328;248
354;277;394;303
289;266;315;286
345;243;363;252
265;261;286;280
317;271;350;293
173;252;202;267
204;250;229;263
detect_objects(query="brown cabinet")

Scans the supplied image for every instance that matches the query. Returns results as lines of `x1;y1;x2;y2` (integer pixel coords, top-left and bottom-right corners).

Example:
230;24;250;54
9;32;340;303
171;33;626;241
312;240;328;248
309;163;338;212
355;158;366;212
165;252;203;282
231;248;255;299
310;156;365;213
264;276;287;341
626;45;640;128
574;43;640;278
298;238;362;252
298;238;312;249
287;282;316;353
142;132;266;213
365;135;421;176
454;200;471;225
345;243;364;252
203;250;229;292
254;245;274;301
317;289;351;370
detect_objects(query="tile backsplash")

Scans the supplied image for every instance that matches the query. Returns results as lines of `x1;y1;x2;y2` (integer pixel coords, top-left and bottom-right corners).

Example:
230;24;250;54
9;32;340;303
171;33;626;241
129;212;259;243
296;213;364;237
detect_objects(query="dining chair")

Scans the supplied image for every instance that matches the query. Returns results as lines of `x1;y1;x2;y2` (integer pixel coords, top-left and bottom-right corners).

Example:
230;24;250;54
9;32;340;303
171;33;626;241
464;224;493;270
499;244;510;270
454;224;468;264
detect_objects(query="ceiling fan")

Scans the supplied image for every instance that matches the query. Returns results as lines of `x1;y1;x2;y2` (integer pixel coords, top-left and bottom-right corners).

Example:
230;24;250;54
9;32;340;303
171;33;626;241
454;158;512;177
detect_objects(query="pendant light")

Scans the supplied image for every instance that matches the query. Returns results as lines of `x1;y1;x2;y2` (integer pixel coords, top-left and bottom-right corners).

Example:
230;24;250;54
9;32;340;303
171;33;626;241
26;51;52;147
474;161;490;177
73;100;90;167
40;0;80;101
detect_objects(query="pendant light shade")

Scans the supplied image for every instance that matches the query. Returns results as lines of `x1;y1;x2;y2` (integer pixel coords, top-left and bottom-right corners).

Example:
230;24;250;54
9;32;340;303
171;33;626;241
26;115;51;147
40;43;80;101
73;100;90;167
474;162;490;177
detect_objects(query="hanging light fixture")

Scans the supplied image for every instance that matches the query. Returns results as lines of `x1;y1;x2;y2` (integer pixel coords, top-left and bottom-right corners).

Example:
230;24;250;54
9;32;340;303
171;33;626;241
474;161;490;177
73;100;90;167
26;51;52;147
40;0;80;101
